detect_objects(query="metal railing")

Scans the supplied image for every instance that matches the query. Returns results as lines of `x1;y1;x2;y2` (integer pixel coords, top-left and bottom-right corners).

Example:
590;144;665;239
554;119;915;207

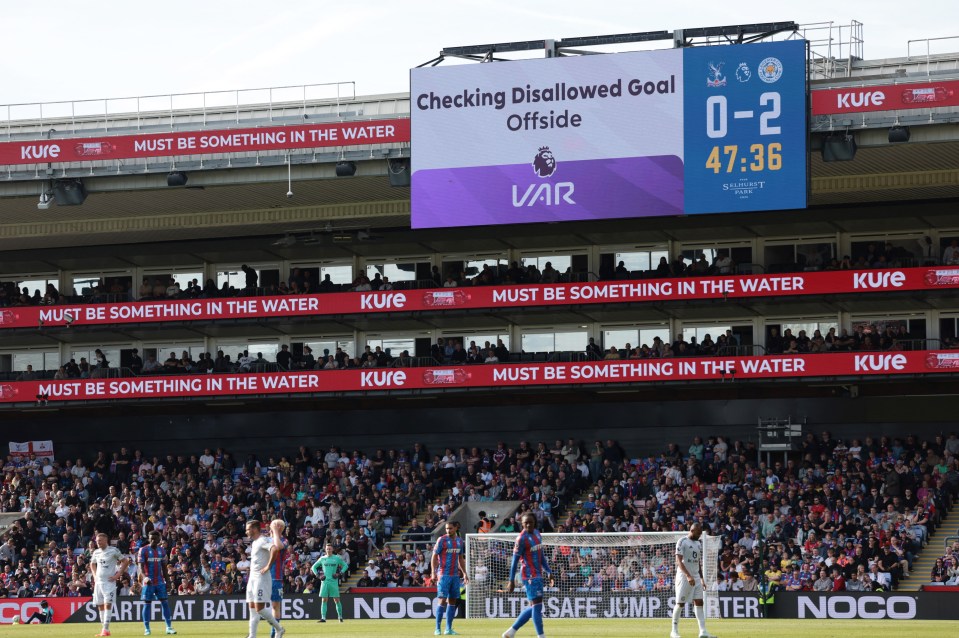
717;345;768;357
796;20;864;80
907;36;959;75
1;81;356;140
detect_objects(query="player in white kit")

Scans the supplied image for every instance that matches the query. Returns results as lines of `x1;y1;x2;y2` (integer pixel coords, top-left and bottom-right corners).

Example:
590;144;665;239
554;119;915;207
671;522;716;638
91;532;129;637
245;520;285;638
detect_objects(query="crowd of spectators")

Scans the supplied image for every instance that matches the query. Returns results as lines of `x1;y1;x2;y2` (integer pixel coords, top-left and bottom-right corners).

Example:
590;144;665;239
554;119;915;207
587;332;748;360
928;539;959;586
551;432;957;593
0;443;445;598
765;323;926;355
0;437;600;597
18;319;943;385
3;237;958;309
2;432;954;597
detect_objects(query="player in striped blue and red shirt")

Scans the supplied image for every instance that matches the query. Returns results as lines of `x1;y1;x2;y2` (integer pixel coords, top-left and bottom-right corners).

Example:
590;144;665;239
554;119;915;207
138;531;176;636
431;520;468;635
268;520;289;638
503;513;553;638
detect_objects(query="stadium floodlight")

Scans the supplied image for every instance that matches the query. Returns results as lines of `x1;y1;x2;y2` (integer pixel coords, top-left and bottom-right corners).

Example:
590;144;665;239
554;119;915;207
888;126;911;143
387;158;411;187
167;171;188;187
37;192;52;210
821;133;857;162
271;235;297;248
52;179;87;205
335;161;357;177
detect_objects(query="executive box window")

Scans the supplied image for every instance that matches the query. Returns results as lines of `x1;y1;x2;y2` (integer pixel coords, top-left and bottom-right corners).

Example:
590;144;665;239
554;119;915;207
9;351;60;374
602;327;670;351
366;260;429;286
681;323;754;353
216;266;279;293
366;336;416;357
764;241;836;272
72;273;132;302
680;246;753;274
849;237;922;268
440;256;508;284
5;275;58;303
521;254;589;281
520;330;587;353
299;339;356;362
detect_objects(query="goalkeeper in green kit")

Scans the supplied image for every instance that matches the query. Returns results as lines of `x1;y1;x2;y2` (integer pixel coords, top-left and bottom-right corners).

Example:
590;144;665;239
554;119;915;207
311;543;348;622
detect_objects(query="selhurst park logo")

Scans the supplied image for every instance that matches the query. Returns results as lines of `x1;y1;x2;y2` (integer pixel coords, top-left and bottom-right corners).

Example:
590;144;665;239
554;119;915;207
758;57;783;83
533;146;557;178
707;62;727;87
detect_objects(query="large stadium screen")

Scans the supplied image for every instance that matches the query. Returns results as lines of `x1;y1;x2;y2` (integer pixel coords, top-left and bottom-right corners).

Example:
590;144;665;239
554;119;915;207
410;40;806;228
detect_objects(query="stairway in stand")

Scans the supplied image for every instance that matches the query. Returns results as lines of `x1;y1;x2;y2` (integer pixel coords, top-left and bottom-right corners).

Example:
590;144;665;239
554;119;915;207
342;486;453;590
897;506;952;592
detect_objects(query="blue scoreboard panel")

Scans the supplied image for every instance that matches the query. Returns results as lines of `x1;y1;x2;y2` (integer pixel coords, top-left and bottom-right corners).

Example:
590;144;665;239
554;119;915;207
683;40;807;214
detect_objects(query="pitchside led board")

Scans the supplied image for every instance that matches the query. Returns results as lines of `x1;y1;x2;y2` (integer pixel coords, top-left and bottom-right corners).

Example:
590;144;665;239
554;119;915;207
410;40;806;228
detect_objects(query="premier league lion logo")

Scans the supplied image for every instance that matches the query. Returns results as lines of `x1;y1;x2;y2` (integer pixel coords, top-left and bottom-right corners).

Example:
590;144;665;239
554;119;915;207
533;146;556;178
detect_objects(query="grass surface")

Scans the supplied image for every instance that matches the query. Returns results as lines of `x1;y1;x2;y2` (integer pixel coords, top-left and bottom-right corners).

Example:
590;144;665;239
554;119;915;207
7;618;957;638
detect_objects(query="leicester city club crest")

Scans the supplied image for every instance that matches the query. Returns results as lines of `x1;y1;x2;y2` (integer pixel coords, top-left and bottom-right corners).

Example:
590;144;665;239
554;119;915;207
758;57;783;83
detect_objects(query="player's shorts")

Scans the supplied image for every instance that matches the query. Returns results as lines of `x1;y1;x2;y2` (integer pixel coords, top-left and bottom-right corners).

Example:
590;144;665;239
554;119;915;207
674;575;704;604
271;579;283;603
247;575;271;604
437;575;462;599
140;581;168;601
319;579;341;598
92;581;117;606
523;577;544;601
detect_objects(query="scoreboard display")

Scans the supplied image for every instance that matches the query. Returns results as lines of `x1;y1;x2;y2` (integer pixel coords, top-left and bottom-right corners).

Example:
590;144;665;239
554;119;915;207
683;42;806;214
411;40;806;229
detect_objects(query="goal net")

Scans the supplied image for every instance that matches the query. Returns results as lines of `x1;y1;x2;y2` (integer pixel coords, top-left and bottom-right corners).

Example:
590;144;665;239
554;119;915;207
465;532;720;620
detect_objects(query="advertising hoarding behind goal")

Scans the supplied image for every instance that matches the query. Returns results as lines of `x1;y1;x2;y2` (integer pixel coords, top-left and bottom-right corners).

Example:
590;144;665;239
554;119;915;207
410;40;806;228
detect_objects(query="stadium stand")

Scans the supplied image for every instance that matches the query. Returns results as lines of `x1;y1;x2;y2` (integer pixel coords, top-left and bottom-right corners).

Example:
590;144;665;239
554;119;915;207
0;432;953;595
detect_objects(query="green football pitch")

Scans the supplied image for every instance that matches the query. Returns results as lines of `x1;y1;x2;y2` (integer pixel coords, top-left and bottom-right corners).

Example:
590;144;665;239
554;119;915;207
7;619;956;638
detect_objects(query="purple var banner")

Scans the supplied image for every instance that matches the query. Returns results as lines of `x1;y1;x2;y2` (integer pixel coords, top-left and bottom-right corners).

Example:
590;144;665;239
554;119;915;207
412;154;683;228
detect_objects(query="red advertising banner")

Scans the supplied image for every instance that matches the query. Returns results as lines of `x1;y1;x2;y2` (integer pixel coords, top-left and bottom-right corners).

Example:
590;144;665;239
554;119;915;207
0;119;410;166
0;597;90;624
811;79;959;115
1;267;954;330
3;351;956;404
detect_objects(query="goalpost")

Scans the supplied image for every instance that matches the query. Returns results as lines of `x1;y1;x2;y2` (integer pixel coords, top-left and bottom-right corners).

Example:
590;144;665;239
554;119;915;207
465;532;721;620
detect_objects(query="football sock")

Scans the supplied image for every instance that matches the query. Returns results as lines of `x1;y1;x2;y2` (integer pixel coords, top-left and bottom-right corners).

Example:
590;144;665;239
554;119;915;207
335;601;343;619
142;604;151;630
694;604;706;633
672;604;682;630
512;606;533;630
531;603;544;635
321;601;327;620
249;611;260;637
445;600;457;631
258;606;282;630
161;601;172;627
435;604;446;631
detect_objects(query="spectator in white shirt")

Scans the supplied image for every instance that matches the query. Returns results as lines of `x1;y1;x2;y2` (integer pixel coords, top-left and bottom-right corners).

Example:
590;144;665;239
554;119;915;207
943;239;959;265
